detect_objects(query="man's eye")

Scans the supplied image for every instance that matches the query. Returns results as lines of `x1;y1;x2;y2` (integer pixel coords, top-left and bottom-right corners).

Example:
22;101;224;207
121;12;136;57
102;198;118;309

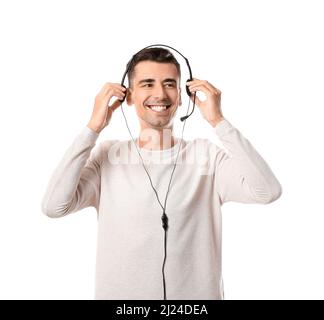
142;83;175;88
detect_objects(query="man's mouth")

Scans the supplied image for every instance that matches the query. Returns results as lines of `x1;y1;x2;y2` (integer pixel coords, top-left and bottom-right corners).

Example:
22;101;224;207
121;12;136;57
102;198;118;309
144;104;172;113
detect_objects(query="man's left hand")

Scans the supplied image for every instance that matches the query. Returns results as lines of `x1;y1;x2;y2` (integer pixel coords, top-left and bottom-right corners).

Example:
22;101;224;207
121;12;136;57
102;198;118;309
186;78;224;127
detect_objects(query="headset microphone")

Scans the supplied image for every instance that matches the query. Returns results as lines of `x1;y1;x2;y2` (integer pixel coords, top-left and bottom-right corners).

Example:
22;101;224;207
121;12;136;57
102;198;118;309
118;44;196;300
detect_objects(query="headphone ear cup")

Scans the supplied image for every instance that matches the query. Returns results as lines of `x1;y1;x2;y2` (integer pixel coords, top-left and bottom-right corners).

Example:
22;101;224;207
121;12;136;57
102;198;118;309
185;78;192;97
119;84;127;103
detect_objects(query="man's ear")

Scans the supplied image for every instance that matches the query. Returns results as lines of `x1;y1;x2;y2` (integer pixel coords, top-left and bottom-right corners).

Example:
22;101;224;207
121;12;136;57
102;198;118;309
126;88;133;106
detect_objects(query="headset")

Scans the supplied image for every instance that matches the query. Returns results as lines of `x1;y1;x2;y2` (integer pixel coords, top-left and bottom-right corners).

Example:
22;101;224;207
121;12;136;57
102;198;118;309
117;44;197;300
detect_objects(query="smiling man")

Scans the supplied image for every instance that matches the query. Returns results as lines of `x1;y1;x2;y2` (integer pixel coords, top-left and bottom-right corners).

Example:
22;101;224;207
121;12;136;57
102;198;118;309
41;47;282;300
126;60;181;150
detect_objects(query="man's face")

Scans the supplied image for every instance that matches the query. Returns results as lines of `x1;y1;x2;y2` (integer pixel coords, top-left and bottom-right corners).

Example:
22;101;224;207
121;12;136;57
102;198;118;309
126;61;182;130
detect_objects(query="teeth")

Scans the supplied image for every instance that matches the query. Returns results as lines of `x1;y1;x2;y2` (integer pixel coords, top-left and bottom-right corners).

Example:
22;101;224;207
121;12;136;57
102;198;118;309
146;105;169;112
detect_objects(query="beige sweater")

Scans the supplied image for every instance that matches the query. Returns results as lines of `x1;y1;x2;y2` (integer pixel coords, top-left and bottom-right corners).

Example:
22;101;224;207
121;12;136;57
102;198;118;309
41;119;282;299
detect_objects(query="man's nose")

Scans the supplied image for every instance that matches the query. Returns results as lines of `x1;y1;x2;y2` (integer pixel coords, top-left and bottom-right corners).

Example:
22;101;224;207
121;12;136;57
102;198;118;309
152;84;167;98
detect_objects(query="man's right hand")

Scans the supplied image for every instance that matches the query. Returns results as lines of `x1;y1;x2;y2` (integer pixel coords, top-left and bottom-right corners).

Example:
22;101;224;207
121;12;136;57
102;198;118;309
87;83;127;134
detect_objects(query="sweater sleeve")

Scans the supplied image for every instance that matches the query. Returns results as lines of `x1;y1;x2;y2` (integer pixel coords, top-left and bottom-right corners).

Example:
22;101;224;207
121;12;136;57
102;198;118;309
213;119;282;205
41;126;101;218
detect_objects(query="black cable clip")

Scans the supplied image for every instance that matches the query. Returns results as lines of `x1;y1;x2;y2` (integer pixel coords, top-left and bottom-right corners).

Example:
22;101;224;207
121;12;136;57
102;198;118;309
161;211;169;231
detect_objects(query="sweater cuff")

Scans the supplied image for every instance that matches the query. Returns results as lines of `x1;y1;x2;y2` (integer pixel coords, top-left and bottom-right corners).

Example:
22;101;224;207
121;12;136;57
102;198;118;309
79;126;100;145
212;118;235;138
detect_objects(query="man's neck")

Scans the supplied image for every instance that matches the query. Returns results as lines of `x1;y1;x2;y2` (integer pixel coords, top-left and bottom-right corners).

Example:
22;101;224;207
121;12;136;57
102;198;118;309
137;127;176;151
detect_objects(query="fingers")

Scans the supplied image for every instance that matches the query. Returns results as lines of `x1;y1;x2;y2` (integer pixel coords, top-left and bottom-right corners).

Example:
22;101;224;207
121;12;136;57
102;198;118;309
98;82;127;101
107;88;126;102
98;90;125;106
186;78;221;96
99;82;126;94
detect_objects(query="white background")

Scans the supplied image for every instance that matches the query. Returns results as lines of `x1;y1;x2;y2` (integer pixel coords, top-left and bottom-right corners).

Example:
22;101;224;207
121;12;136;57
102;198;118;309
0;0;323;299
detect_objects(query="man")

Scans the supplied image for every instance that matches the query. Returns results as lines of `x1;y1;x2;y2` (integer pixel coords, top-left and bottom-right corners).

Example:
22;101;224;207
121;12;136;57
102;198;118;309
41;47;282;300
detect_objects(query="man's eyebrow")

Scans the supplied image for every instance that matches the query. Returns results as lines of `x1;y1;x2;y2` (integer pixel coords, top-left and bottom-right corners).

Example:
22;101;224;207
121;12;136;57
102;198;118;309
163;78;177;84
137;78;177;85
138;79;155;85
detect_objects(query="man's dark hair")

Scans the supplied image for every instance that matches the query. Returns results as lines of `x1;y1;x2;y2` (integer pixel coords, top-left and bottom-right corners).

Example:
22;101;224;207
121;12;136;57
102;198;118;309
126;47;181;88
